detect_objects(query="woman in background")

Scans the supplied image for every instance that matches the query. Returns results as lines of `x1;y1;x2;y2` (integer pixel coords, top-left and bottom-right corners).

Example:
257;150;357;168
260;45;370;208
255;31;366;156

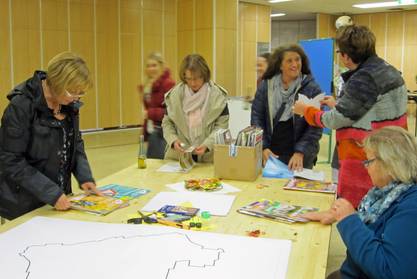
257;52;270;87
304;126;417;279
162;54;229;163
138;52;175;159
251;44;323;170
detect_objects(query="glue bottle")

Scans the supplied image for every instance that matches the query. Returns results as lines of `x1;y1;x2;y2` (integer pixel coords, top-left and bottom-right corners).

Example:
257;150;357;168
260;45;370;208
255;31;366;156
138;135;147;169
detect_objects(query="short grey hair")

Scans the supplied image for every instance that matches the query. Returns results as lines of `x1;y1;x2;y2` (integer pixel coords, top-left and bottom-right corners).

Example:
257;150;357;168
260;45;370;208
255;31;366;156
364;126;417;183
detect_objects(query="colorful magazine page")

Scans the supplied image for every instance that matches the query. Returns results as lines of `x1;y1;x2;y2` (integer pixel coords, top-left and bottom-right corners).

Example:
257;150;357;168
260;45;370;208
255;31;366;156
98;184;150;201
283;179;337;194
69;194;128;216
158;205;200;217
262;156;294;179
184;178;223;192
237;199;318;223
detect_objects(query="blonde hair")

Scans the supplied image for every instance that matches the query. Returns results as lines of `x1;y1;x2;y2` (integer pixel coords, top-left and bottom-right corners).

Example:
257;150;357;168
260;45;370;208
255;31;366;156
364;126;417;183
147;52;164;65
46;52;92;96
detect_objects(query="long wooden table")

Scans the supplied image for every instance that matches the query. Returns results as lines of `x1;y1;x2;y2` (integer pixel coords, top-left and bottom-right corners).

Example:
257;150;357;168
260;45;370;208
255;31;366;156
0;159;335;279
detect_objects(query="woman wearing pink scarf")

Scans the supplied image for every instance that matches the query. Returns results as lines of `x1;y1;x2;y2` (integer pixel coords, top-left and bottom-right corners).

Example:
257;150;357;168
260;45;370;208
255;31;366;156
162;54;229;163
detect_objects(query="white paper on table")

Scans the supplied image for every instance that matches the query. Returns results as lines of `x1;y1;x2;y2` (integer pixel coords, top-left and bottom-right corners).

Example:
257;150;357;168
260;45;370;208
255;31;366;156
0;217;292;279
166;181;241;195
142;191;236;216
298;93;325;109
157;162;190;173
294;168;325;181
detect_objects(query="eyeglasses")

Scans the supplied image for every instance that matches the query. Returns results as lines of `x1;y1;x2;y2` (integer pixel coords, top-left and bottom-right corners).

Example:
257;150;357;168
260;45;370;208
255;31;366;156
65;90;86;98
184;76;203;82
362;158;377;168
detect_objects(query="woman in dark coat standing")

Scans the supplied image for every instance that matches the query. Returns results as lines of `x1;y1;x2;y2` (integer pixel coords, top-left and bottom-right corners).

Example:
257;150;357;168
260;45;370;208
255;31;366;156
0;52;100;220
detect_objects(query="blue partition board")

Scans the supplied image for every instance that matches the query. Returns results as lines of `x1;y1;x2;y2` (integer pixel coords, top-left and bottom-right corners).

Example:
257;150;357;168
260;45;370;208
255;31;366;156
299;38;334;162
300;38;334;136
299;38;334;96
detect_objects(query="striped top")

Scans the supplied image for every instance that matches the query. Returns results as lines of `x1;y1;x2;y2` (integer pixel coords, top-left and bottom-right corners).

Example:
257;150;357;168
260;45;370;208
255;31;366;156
303;56;408;207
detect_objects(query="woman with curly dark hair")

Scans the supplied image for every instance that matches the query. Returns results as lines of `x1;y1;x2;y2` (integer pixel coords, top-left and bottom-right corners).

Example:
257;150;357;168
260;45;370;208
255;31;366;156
251;44;323;170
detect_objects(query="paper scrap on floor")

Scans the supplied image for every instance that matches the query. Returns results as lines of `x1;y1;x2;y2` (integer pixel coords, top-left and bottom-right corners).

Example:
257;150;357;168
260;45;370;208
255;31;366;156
142;191;236;216
166;181;241;194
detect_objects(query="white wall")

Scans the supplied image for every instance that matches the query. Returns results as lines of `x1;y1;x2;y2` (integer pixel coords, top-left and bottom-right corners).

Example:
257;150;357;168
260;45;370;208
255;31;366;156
227;97;252;139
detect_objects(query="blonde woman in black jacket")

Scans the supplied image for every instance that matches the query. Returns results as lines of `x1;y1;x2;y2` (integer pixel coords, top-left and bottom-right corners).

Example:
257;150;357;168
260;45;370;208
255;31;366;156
0;52;101;220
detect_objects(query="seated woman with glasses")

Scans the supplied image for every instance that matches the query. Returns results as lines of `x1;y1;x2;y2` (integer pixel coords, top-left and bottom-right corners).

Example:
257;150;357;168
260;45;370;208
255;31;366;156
0;52;101;220
162;54;229;163
303;126;417;279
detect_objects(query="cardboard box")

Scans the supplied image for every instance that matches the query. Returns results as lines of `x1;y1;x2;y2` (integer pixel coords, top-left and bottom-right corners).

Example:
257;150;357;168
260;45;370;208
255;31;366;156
213;142;262;181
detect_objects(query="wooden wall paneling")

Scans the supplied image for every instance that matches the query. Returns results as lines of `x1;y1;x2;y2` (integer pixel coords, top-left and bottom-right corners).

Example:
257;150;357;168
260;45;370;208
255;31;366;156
237;3;243;96
329;15;337;38
42;0;68;66
0;0;11;113
11;0;41;85
216;0;237;96
352;14;370;27
317;13;330;38
403;10;417;91
120;0;141;126
177;0;193;33
163;0;178;81
242;41;256;97
195;0;212;69
195;0;212;30
142;0;161;10
177;0;194;67
216;0;235;30
70;0;97;130
96;0;120;128
404;45;417;91
195;29;213;70
370;13;387;59
404;10;417;45
143;0;163;62
386;12;404;71
256;5;270;42
239;3;257;97
177;30;194;66
164;35;178;81
316;14;337;39
216;28;237;95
